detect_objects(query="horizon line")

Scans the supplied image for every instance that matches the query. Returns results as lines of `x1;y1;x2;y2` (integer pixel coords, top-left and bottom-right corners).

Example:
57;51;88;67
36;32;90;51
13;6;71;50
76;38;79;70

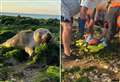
0;12;61;16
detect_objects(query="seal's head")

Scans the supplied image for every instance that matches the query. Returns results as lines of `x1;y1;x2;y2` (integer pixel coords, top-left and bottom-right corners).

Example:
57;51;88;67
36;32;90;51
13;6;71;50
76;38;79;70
33;28;52;44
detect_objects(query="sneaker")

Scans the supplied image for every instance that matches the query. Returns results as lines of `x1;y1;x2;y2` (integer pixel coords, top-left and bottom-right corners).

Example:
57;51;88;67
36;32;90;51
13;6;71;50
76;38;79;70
102;41;107;47
85;34;93;42
100;37;108;47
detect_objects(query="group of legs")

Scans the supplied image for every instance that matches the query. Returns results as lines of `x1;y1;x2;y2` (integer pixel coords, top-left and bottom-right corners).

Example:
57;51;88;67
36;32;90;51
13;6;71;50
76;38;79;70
61;7;95;58
61;0;120;59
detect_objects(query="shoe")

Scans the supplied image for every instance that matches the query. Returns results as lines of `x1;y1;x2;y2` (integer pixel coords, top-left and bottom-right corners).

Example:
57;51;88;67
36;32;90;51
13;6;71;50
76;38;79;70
102;41;107;47
85;34;93;42
63;54;78;62
88;38;98;45
100;37;108;47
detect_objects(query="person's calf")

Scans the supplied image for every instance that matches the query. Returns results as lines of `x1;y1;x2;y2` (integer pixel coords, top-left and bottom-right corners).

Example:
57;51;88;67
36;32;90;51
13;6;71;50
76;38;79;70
61;22;72;56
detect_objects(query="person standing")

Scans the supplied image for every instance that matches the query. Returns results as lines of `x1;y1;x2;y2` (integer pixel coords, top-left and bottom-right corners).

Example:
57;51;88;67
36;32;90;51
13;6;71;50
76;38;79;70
106;0;120;40
61;0;80;59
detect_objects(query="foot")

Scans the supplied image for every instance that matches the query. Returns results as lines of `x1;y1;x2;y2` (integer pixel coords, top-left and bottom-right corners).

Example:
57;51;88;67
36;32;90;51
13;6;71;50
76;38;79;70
63;54;78;62
100;37;108;47
85;34;93;42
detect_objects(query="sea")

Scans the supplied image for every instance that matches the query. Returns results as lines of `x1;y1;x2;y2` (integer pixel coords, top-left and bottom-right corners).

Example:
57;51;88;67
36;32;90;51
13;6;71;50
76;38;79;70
0;12;60;19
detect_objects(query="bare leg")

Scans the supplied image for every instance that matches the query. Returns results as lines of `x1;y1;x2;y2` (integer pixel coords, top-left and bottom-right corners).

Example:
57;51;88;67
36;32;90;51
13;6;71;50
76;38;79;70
80;7;88;19
61;22;72;56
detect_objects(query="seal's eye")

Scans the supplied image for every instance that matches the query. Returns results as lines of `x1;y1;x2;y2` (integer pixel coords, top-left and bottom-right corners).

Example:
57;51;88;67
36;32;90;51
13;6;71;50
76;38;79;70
46;33;52;43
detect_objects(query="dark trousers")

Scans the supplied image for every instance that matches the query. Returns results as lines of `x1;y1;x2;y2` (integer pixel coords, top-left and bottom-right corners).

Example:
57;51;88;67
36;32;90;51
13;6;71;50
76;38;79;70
78;18;86;38
106;7;120;40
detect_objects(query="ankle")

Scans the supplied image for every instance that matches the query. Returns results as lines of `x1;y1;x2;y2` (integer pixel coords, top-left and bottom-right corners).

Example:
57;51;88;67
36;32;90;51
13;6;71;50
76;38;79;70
64;52;70;56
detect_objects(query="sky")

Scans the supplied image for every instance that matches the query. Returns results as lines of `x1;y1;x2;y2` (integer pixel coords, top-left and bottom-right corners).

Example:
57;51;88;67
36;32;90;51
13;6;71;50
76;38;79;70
0;0;61;15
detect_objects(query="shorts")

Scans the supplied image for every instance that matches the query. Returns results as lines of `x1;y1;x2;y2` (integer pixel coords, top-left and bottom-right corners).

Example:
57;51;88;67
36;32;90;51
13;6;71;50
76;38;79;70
80;0;96;9
61;16;71;22
61;1;71;22
61;0;80;22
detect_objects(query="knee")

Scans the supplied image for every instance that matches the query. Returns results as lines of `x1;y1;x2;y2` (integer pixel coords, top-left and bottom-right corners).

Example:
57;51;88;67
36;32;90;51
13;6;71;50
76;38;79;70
65;27;71;33
62;23;72;32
